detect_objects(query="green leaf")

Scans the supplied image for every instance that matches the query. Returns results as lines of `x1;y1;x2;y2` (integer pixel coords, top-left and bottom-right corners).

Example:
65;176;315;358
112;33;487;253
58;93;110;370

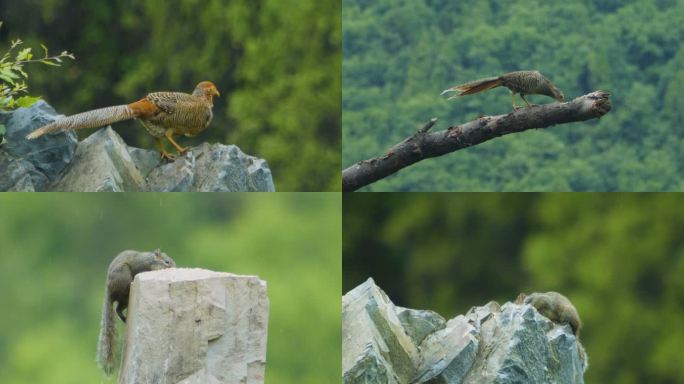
0;99;12;110
0;74;17;84
0;67;19;81
15;95;41;108
16;47;32;62
0;123;5;136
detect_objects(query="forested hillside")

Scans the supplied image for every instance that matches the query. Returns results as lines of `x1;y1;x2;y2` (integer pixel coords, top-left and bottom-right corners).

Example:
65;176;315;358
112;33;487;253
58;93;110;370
343;0;684;191
0;0;341;191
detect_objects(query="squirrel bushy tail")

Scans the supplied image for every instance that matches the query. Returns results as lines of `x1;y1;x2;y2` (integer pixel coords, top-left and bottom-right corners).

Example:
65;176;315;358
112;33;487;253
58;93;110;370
577;336;589;372
96;289;117;376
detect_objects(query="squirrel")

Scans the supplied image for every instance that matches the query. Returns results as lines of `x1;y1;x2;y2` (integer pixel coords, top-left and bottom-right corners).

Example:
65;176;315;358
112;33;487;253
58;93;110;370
515;291;588;372
96;249;176;376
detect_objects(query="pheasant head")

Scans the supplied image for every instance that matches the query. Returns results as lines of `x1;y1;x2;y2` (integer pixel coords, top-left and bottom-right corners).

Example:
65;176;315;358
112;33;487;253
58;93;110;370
543;79;565;102
193;81;220;104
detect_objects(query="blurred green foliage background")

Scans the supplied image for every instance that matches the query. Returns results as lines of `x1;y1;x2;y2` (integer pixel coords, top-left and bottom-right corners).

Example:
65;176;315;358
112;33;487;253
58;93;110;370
344;193;684;383
343;0;684;191
0;0;341;191
0;193;341;384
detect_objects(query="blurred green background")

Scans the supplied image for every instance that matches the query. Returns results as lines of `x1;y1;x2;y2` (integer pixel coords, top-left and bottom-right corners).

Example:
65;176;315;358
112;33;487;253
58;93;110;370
0;193;341;384
0;0;341;191
343;0;684;191
343;193;684;383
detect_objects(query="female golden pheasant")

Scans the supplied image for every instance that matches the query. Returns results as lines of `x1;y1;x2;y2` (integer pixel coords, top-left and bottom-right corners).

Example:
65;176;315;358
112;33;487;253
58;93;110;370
441;71;564;109
27;81;220;160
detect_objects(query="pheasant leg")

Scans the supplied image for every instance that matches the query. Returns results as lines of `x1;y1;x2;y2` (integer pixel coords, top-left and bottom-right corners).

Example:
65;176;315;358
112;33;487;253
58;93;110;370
165;129;188;155
155;138;176;160
511;92;521;110
520;94;535;107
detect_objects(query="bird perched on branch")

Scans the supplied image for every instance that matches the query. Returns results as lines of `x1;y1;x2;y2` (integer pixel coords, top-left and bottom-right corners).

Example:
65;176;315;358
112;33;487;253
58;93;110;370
441;71;564;109
26;81;220;160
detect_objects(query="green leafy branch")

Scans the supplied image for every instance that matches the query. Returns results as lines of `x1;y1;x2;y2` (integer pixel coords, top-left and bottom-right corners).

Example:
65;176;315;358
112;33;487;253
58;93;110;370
0;21;75;112
0;21;75;139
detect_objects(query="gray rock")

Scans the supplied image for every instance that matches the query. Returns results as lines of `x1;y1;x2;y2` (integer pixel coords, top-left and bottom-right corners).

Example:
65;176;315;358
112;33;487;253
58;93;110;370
413;316;479;384
146;143;276;192
0;151;48;191
396;307;445;346
1;100;77;180
7;174;37;191
50;127;146;191
0;109;10;126
120;268;269;384
342;278;420;384
247;158;276;192
343;344;397;384
343;280;586;384
146;153;195;191
128;147;162;176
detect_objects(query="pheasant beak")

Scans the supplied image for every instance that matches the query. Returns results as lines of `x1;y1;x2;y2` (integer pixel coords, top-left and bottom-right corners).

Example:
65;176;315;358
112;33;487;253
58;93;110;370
212;87;220;97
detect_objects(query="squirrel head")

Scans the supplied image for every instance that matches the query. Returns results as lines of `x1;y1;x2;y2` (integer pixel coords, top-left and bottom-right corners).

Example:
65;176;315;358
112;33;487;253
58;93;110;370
151;248;176;269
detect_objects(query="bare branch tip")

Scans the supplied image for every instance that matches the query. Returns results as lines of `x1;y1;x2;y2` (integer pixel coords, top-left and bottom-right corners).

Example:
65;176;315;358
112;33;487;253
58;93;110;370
418;118;438;133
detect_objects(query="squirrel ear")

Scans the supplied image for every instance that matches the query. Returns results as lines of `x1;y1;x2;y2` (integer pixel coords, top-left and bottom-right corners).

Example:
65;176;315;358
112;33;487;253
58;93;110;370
154;248;161;256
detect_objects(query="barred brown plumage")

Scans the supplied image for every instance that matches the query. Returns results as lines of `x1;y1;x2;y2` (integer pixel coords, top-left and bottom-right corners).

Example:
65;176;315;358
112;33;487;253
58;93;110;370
441;70;564;109
26;81;220;160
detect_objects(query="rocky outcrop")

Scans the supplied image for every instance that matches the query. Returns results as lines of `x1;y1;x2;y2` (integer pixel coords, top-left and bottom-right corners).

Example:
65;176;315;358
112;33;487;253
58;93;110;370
0;101;275;191
120;268;269;384
342;279;586;384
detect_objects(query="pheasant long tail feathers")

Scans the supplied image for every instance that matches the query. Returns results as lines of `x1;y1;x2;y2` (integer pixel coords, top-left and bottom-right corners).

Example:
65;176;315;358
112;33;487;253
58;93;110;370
441;76;503;100
26;104;139;140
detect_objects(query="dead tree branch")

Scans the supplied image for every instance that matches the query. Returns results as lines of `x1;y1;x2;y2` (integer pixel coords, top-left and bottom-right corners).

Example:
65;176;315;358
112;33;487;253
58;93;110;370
342;91;611;192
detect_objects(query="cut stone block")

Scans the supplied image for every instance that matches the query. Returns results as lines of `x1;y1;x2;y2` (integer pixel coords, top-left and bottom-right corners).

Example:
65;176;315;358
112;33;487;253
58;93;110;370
119;268;269;384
